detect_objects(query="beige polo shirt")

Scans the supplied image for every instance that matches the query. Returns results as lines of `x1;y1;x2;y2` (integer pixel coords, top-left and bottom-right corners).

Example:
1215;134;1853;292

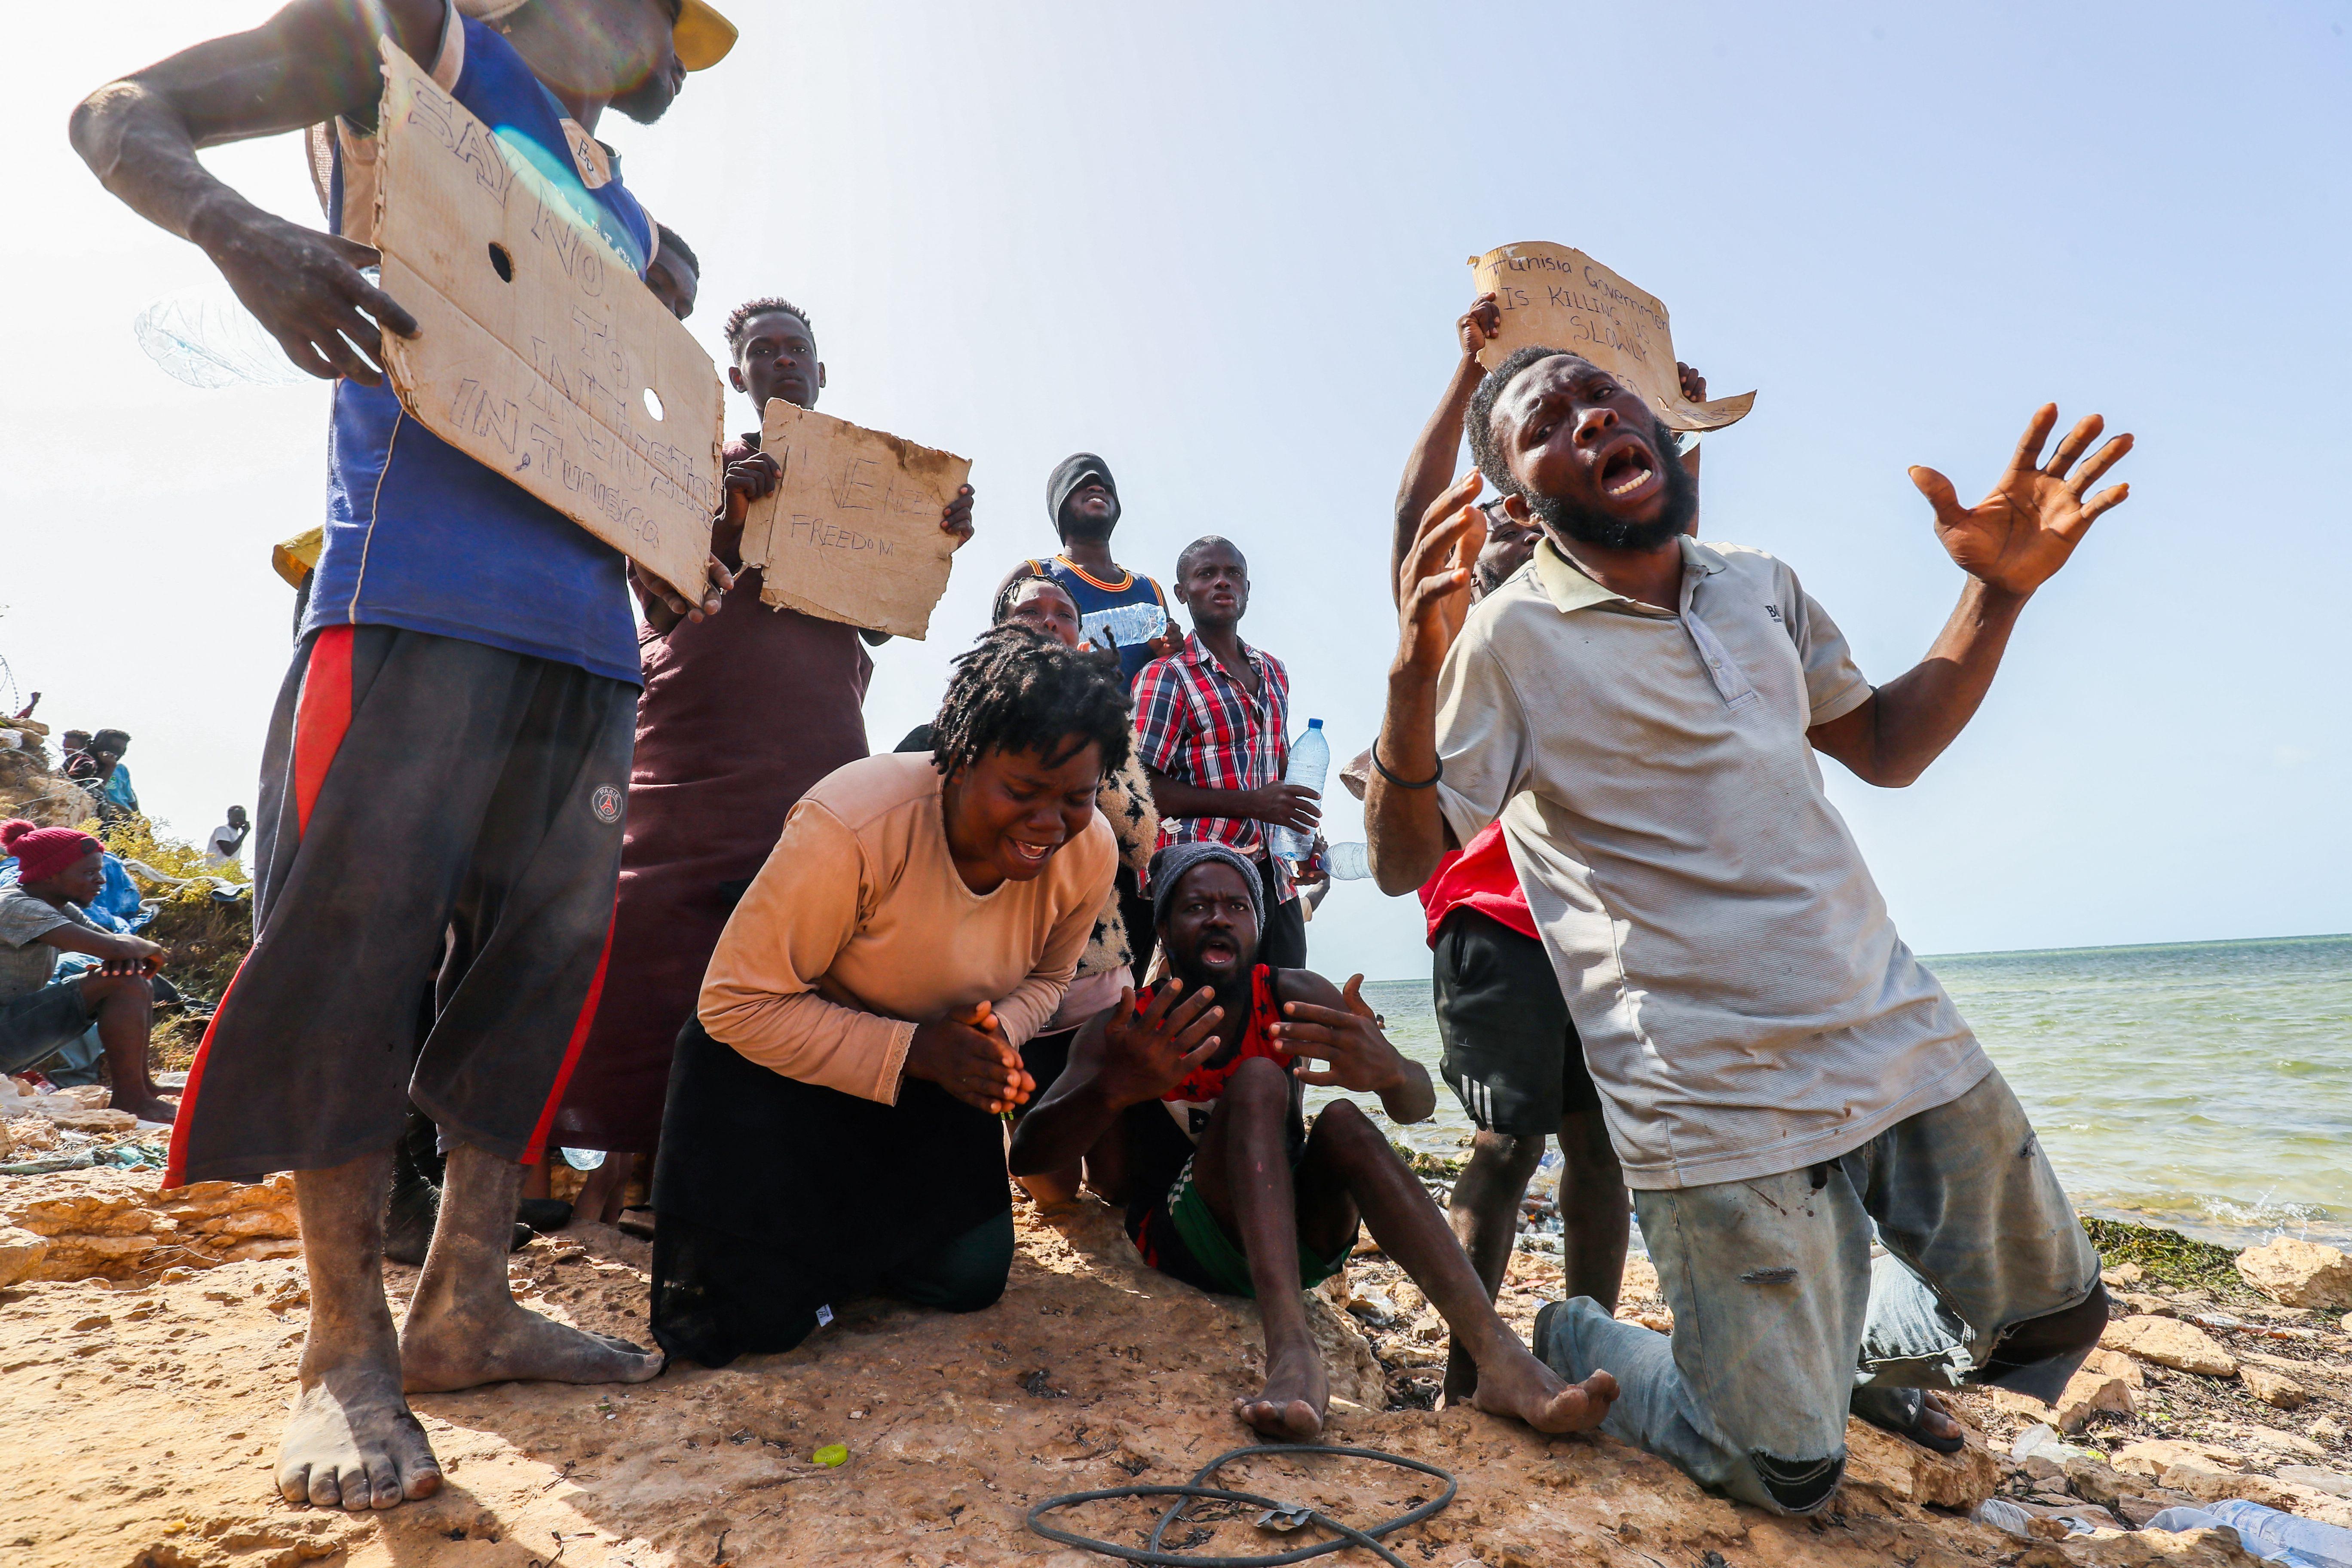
1434;536;1988;1190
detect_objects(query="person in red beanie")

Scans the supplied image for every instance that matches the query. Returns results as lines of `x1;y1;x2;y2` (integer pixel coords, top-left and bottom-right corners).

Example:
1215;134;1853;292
0;819;173;1123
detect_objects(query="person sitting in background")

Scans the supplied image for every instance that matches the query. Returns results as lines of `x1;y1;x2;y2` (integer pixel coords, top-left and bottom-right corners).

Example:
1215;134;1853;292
644;223;699;318
59;730;91;765
67;729;139;825
206;806;251;870
996;454;1181;688
897;577;1160;1206
650;628;1124;1366
1133;537;1314;968
0;819;175;1123
1009;841;1620;1443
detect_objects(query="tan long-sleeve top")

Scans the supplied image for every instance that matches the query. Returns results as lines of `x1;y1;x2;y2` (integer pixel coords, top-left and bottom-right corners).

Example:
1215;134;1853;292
698;750;1118;1103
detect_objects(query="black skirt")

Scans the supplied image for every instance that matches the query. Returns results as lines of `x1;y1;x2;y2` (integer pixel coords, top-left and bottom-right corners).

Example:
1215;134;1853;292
650;1019;1012;1366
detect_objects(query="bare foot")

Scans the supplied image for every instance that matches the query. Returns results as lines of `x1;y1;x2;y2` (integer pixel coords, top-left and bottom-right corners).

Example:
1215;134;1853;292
400;1296;662;1394
1919;1390;1964;1446
1234;1340;1327;1442
1469;1348;1618;1434
277;1357;442;1510
111;1089;178;1124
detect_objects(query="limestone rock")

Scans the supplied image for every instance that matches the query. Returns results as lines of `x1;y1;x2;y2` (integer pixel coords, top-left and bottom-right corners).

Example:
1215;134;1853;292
2275;1464;2352;1498
0;1223;49;1286
1839;1413;1997;1510
2112;1439;2243;1480
2242;1365;2309;1410
2103;1314;2239;1377
24;1103;135;1133
2236;1237;2352;1310
1996;1348;2144;1433
4;1115;59;1153
2069;1525;2269;1567
0;1168;298;1281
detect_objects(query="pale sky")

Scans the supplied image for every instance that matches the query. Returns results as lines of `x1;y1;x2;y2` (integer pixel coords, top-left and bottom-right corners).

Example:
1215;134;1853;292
9;1;2346;982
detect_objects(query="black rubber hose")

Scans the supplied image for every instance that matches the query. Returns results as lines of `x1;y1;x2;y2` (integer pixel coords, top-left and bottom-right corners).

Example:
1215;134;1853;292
1025;1442;1458;1567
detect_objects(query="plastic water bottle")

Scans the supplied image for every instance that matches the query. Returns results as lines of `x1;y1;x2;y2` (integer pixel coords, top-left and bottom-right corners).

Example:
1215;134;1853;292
134;268;384;390
1081;600;1169;655
1325;842;1371;881
1268;718;1328;862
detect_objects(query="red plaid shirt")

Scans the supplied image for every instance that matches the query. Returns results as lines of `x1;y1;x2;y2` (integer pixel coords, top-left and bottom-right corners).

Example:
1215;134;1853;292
1134;632;1295;902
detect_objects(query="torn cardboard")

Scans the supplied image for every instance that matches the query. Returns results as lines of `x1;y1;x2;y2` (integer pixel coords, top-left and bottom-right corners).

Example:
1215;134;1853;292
372;41;722;600
740;402;971;640
1467;243;1753;432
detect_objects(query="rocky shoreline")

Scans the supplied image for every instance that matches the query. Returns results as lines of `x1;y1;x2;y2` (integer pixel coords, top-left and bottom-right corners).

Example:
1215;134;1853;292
3;1161;2348;1568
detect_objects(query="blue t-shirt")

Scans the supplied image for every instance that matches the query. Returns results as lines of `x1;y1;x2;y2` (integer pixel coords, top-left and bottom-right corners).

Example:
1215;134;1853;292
305;15;652;685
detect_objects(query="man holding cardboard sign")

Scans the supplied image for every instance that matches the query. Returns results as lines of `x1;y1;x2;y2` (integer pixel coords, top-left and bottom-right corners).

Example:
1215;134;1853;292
1366;341;2133;1511
547;294;974;1211
73;0;738;1513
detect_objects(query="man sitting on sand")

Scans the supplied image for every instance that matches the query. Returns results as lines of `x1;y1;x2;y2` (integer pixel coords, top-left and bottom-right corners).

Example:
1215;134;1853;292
1009;839;1619;1443
0;819;175;1124
1367;342;2132;1512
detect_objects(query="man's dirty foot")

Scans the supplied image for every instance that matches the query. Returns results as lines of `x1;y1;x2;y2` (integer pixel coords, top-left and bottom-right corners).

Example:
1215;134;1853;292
112;1090;177;1124
1234;1340;1327;1442
1470;1348;1617;1434
277;1358;442;1510
400;1298;663;1394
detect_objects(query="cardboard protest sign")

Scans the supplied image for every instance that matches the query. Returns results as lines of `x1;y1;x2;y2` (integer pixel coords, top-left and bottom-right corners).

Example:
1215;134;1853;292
1467;243;1754;432
740;402;972;640
372;42;722;600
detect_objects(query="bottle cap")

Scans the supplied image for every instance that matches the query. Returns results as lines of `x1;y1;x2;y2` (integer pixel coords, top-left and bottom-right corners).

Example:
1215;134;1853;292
1307;717;1322;729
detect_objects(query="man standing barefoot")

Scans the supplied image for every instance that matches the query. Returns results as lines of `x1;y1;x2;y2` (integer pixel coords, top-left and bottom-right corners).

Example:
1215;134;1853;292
72;0;738;1513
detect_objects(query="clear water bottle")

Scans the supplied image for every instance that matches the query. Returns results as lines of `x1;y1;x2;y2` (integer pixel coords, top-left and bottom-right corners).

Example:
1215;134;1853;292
1268;717;1328;862
1325;841;1371;881
133;276;384;389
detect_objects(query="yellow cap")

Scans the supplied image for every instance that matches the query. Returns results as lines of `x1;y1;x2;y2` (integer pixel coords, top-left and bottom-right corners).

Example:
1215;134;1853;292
272;527;325;590
674;0;737;70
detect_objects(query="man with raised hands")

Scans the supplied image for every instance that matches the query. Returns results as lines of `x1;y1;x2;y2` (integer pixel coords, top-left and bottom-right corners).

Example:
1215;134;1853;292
1366;346;2132;1513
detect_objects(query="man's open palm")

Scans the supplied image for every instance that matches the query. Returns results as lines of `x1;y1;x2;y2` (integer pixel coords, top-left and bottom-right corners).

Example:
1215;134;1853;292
1910;405;2133;598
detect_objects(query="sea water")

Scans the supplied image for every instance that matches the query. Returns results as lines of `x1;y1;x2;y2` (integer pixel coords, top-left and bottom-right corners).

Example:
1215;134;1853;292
1320;934;2352;1250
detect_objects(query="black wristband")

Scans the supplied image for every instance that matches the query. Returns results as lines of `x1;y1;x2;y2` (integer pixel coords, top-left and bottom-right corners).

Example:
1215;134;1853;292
1371;745;1442;790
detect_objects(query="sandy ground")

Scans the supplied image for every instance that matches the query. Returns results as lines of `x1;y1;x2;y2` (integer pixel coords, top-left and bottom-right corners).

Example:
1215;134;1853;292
3;1177;2338;1568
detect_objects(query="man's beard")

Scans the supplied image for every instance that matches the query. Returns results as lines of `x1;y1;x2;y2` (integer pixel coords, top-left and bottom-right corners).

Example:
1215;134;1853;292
1526;422;1698;553
1060;502;1120;544
611;77;677;125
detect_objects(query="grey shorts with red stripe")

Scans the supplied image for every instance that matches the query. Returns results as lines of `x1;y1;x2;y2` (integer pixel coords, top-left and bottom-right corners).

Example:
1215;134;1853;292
166;624;637;1186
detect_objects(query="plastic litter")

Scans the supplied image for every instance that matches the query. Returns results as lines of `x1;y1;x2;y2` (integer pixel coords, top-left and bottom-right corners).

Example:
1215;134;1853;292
2010;1422;2092;1465
811;1443;848;1467
133;284;315;389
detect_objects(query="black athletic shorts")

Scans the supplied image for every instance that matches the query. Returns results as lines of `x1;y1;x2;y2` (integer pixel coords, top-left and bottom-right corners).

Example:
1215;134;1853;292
166;625;635;1185
1430;906;1598;1137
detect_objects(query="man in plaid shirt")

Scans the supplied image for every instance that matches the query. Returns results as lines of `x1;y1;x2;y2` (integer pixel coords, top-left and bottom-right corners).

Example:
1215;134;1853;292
1133;536;1319;967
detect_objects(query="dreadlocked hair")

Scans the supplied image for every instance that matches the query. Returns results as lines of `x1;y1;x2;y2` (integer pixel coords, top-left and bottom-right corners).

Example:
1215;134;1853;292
723;296;815;357
929;625;1133;781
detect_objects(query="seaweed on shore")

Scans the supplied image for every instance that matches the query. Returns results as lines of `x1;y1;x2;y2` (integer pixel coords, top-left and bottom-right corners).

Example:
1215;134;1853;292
2079;1213;2254;1298
1390;1139;1465;1181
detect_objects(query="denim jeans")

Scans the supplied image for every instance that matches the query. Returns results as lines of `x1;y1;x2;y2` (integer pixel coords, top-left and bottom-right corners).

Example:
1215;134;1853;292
1535;1068;2102;1514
